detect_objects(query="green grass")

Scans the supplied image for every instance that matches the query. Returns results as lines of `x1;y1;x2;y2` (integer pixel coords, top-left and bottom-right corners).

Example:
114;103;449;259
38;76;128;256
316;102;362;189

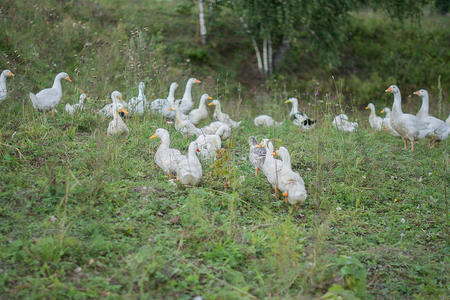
0;92;448;299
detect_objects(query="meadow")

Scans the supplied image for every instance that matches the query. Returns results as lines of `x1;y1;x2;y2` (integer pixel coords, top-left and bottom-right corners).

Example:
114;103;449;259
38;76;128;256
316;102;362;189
1;0;449;299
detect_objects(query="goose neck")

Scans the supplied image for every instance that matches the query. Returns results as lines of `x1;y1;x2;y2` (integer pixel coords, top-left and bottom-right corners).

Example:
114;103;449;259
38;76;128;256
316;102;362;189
52;75;63;91
392;91;403;115
138;87;145;100
0;73;6;91
182;80;193;100
290;100;298;115
168;84;177;101
417;95;429;117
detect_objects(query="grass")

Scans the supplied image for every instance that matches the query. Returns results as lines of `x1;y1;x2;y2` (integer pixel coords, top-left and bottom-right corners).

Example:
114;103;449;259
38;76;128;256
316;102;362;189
0;90;448;299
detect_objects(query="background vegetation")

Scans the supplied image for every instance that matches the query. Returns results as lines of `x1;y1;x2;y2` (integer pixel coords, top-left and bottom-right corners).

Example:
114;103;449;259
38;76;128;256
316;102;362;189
0;0;449;299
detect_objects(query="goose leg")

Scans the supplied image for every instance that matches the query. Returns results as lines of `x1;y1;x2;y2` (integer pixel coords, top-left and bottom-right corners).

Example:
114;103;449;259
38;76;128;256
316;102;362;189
255;167;259;176
283;192;288;203
403;138;407;150
51;109;55;118
411;140;414;152
296;203;300;211
274;186;278;193
169;173;172;180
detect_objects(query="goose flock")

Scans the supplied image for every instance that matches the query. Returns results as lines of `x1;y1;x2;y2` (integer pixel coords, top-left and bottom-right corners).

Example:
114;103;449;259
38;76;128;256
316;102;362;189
1;70;448;210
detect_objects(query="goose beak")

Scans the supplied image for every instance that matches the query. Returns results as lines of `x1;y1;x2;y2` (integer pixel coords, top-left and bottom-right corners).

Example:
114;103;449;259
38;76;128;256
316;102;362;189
208;96;213;100
9;72;15;77
284;100;291;103
66;77;72;82
168;107;173;111
120;108;128;114
150;133;157;139
208;102;215;106
119;96;123;100
256;144;263;148
195;79;201;83
413;91;420;95
196;148;200;153
385;87;392;92
383;126;387;131
365;106;368;110
272;152;277;156
380;109;385;113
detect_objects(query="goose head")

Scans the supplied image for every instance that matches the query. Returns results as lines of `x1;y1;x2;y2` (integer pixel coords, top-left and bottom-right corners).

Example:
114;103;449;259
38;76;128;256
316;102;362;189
385;85;400;95
79;93;87;104
171;82;179;89
150;128;169;140
111;91;123;103
284;97;298;105
248;136;258;147
2;70;14;77
380;107;391;114
189;78;201;85
200;93;213;103
188;141;201;154
57;72;72;82
114;102;128;115
413;89;428;98
365;103;375;112
138;82;145;90
208;99;220;107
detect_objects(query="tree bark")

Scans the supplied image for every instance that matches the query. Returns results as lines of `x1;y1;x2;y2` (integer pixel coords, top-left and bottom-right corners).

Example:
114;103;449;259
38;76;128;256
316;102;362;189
198;0;207;45
273;38;291;69
263;37;268;76
268;37;273;75
239;17;263;74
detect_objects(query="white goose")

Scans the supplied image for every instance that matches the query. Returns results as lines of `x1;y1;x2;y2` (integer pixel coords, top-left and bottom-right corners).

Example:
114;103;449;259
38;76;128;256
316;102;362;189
414;89;449;142
150;128;183;179
446;115;450;125
128;82;147;114
261;141;283;193
284;97;316;131
332;114;358;132
65;93;86;115
365;103;383;131
273;146;307;210
107;101;129;137
179;78;201;114
99;91;127;118
189;94;212;125
254;115;282;127
380;108;400;137
29;72;72;116
199;121;231;140
170;102;202;137
248;136;267;176
0;69;15;103
385;85;432;151
176;141;203;185
152;82;178;115
194;125;226;161
208;99;241;128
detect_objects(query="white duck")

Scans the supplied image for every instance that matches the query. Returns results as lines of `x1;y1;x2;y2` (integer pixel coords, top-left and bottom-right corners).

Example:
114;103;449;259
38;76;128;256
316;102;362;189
284;97;316;131
254;115;282;127
189;94;212;125
273;147;307;210
170;103;201;137
107;101;129;137
414;89;449;142
65;93;86;115
152;82;178;115
176;141;202;185
261;140;283;193
0;69;15;103
446;115;450;125
150;128;183;179
194;125;226;161
179;78;201;114
380;108;400;137
29;72;72;116
128;82;147;114
365;103;383;131
385;85;432;151
332;114;358;132
199;121;231;140
248;136;267;176
99;91;127;118
208;99;241;128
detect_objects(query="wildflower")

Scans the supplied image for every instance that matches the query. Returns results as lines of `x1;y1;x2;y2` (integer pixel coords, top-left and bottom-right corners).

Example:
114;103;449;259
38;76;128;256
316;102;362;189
394;198;398;202
400;218;405;224
50;215;57;222
75;267;82;273
428;172;432;176
336;206;342;211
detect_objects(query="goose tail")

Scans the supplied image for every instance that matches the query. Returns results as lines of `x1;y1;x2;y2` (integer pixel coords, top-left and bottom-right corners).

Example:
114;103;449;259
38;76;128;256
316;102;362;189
29;92;38;108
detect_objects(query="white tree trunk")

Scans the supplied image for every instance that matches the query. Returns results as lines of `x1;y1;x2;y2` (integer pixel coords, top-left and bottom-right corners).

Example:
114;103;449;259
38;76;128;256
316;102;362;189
263;38;268;76
239;17;263;74
198;0;207;45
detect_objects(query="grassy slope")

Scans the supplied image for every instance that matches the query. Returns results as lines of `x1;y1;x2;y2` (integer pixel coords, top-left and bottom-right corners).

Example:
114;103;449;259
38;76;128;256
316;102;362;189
0;0;449;299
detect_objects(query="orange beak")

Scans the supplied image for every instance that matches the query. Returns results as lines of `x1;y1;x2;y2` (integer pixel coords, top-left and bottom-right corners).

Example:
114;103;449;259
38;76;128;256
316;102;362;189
195;79;201;83
413;91;420;95
208;96;213;100
120;108;128;114
380;109;385;113
119;96;123;101
208;102;214;106
365;106;369;110
385;87;393;92
150;133;157;139
66;77;72;82
272;152;277;156
168;107;173;111
284;99;291;104
9;72;15;77
196;148;200;153
256;144;263;148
